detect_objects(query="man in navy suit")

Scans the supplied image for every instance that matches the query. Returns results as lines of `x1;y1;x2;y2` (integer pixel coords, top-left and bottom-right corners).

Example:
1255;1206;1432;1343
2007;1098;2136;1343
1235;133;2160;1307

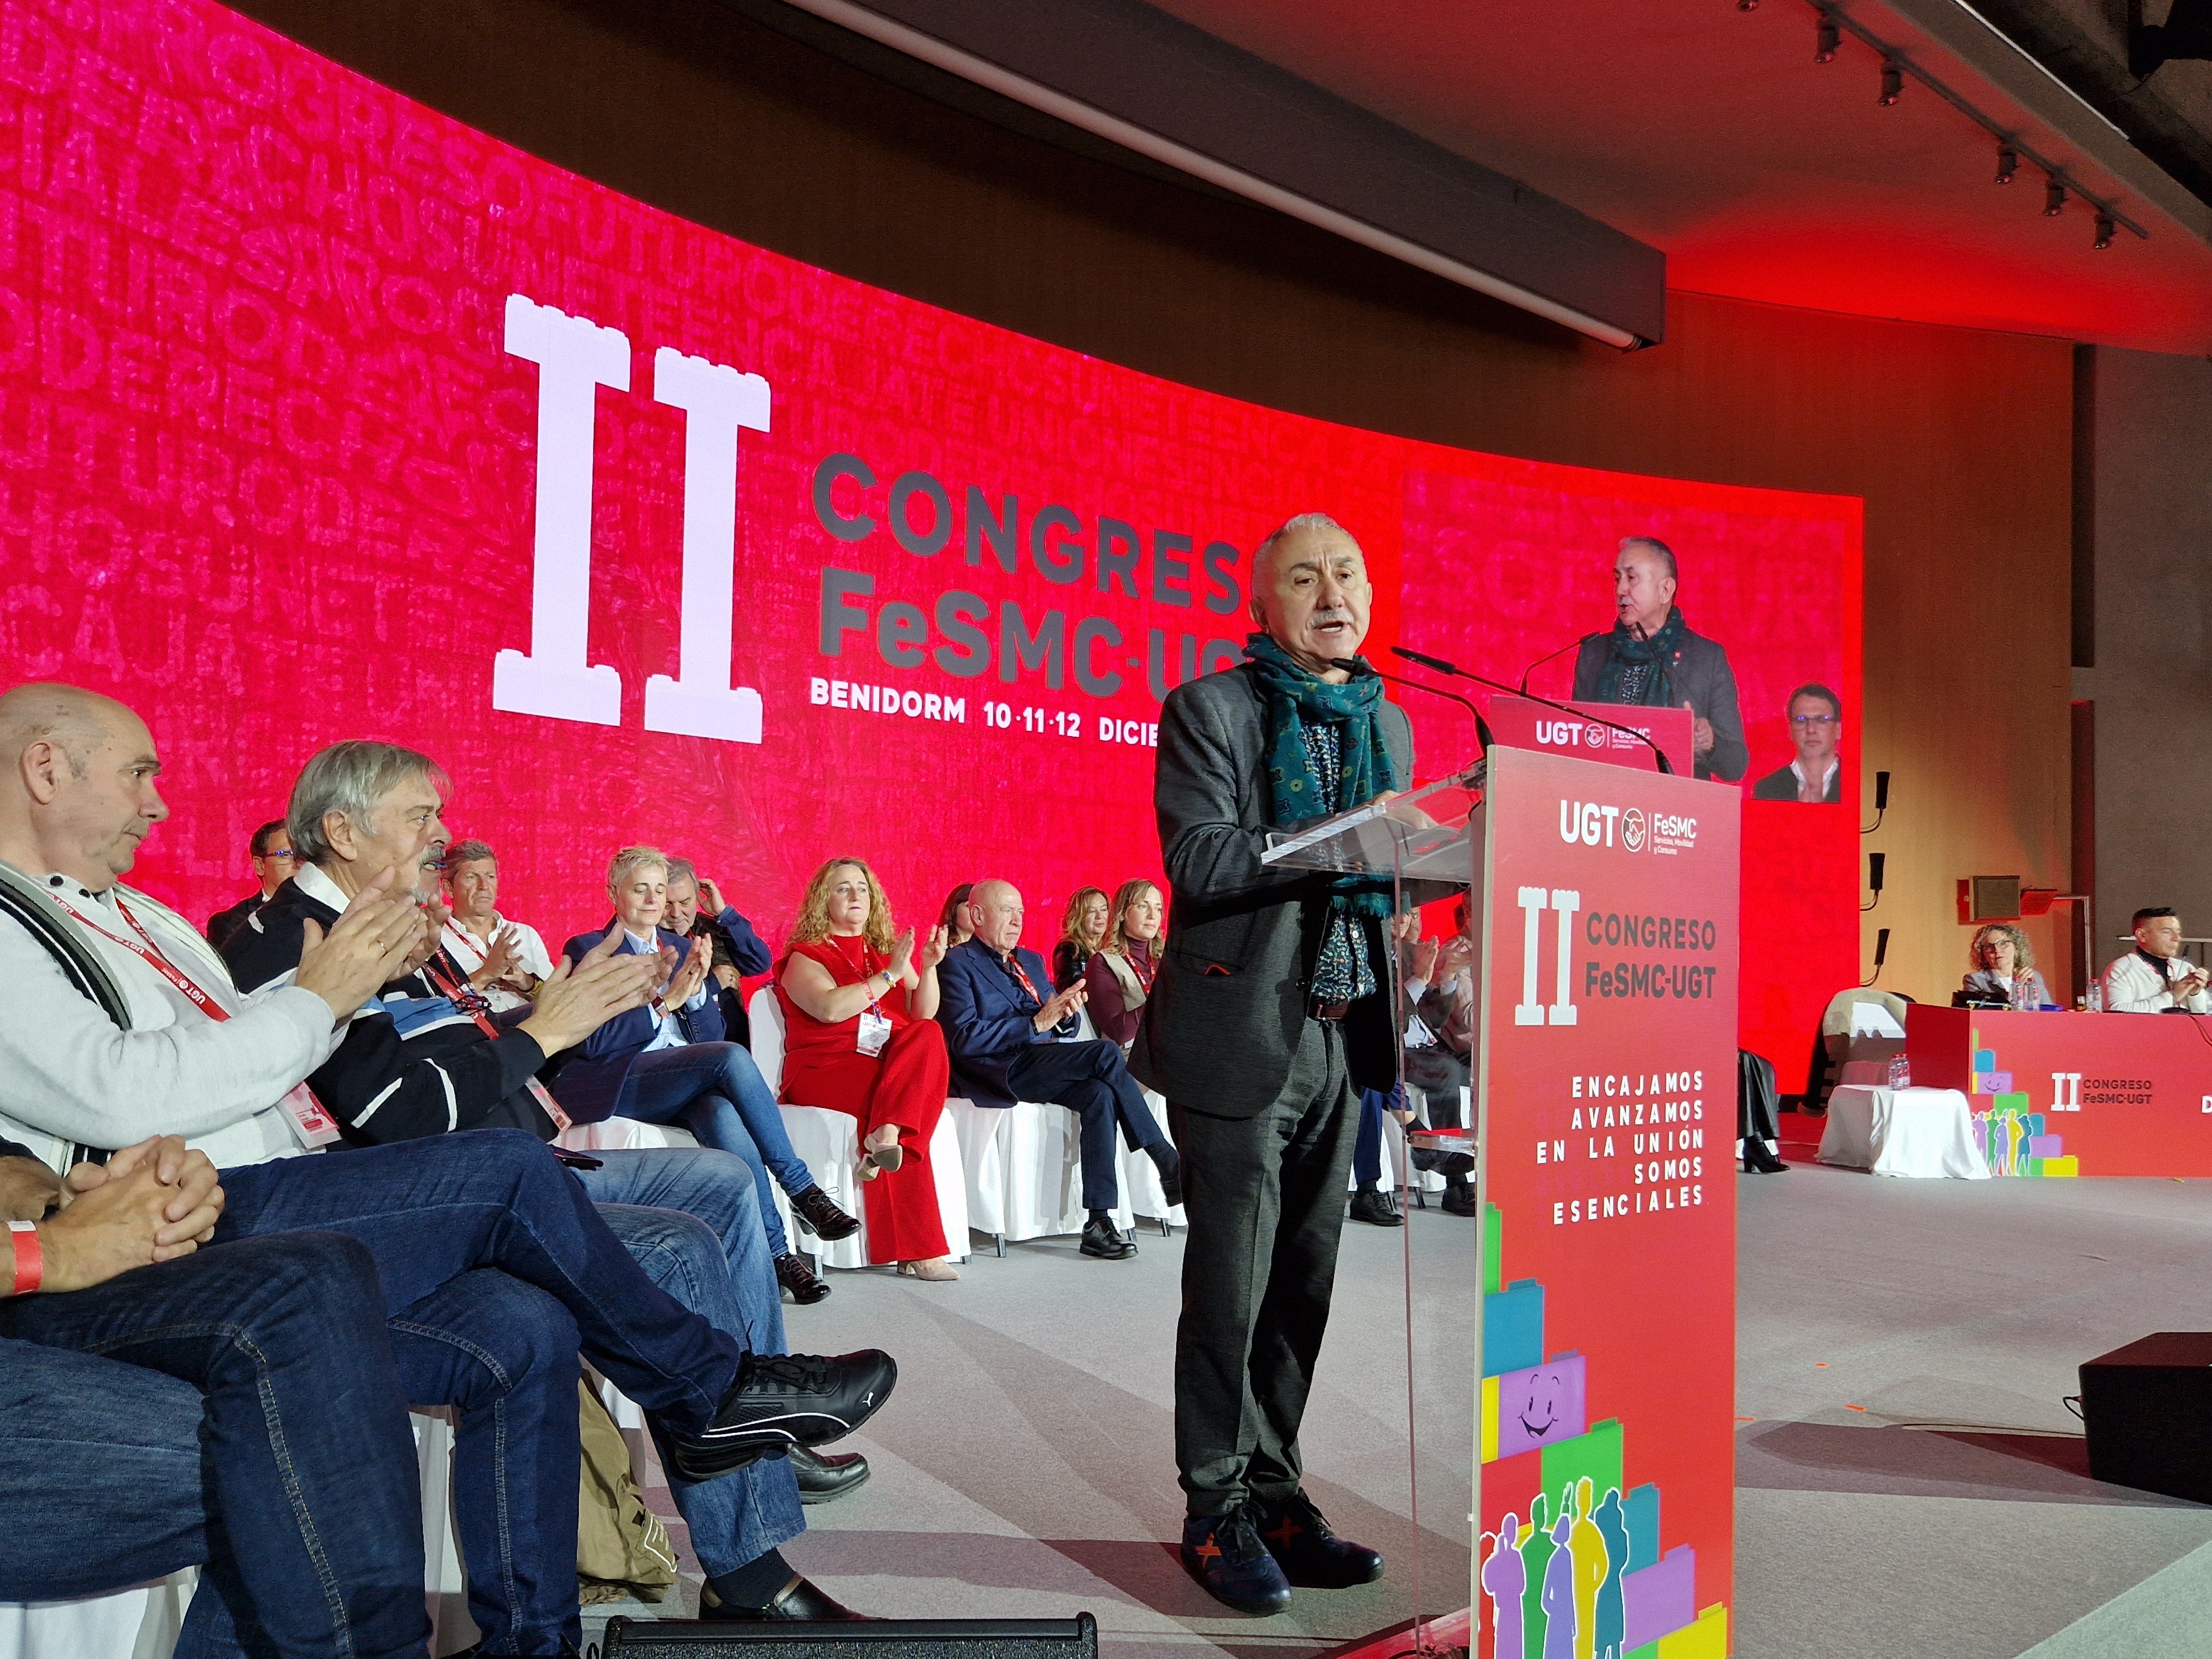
938;879;1180;1260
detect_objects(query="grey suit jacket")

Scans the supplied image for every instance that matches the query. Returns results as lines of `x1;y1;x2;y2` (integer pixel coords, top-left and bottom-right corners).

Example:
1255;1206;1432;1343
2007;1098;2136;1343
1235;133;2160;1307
1129;662;1413;1117
1571;624;1748;782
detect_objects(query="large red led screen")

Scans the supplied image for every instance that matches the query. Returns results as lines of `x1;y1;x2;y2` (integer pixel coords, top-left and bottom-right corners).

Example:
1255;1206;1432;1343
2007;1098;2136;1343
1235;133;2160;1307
0;0;1859;1066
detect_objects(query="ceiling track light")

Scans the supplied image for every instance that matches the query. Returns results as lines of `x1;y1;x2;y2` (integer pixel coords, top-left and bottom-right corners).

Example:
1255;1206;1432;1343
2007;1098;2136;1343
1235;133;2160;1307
1740;1;2150;252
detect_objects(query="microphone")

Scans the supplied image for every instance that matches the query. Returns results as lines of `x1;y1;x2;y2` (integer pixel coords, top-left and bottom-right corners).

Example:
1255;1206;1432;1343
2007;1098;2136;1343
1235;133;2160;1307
1392;646;1674;775
1519;636;1587;695
1329;658;1493;763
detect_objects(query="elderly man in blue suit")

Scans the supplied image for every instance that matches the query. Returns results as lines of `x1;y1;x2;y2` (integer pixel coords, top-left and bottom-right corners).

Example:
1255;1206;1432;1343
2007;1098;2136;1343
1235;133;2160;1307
938;879;1181;1260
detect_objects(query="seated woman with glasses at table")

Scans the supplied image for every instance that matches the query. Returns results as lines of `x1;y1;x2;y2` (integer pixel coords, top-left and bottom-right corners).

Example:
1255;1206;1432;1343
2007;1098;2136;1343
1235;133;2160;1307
1083;879;1162;1053
775;858;958;1282
1051;886;1110;992
1961;923;2051;1009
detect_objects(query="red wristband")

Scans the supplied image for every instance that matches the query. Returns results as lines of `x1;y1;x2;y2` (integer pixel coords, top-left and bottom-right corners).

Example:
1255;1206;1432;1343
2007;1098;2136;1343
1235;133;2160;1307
8;1220;41;1297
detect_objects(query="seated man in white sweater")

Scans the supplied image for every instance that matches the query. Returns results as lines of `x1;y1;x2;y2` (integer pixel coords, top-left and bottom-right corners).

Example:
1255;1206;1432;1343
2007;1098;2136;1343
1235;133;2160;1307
2101;907;2212;1014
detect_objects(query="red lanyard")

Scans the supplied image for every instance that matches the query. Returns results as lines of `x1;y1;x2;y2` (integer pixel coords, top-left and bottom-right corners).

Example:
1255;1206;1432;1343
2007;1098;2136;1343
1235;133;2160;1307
421;955;499;1034
50;891;232;1021
1126;947;1156;994
1005;953;1042;1004
828;936;888;1016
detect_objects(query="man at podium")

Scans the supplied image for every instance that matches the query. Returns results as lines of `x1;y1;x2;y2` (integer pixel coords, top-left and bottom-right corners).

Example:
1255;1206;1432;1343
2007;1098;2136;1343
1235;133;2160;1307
1134;511;1400;1616
1572;535;1747;782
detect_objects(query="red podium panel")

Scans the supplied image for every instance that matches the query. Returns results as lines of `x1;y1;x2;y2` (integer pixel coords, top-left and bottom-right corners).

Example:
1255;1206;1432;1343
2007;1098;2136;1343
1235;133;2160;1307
1907;1004;2212;1177
1485;696;1696;778
1472;747;1738;1659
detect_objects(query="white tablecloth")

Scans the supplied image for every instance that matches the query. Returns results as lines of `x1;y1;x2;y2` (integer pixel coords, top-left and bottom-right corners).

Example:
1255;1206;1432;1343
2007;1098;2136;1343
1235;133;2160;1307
1818;1085;1990;1179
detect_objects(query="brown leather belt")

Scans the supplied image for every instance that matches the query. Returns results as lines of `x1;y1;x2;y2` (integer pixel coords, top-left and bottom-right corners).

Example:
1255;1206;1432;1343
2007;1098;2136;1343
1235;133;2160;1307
1308;998;1352;1022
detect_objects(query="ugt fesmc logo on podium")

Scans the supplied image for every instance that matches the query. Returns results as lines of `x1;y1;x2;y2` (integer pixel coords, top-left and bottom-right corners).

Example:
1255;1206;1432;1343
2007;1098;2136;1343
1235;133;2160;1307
493;295;768;744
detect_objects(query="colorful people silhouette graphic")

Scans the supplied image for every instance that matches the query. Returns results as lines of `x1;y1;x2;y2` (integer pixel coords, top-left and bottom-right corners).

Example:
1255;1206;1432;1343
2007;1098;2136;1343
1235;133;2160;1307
1483;1516;1528;1659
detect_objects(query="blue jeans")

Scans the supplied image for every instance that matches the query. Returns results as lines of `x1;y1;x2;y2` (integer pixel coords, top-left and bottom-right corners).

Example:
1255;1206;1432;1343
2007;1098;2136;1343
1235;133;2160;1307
0;1232;431;1659
575;1151;804;1578
614;1043;816;1257
216;1131;752;1653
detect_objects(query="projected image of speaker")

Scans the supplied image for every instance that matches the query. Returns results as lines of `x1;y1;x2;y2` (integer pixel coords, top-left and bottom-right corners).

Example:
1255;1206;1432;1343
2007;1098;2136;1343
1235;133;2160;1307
2079;1333;2212;1504
597;1615;1098;1659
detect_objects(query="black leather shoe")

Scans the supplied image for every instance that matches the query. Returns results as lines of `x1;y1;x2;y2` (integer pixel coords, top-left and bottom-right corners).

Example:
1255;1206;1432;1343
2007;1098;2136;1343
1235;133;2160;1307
1440;1180;1478;1218
1250;1490;1384;1588
1181;1509;1292;1615
661;1350;898;1481
792;1444;870;1504
1348;1186;1402;1227
790;1185;861;1242
702;1574;871;1621
775;1251;832;1305
1080;1217;1138;1260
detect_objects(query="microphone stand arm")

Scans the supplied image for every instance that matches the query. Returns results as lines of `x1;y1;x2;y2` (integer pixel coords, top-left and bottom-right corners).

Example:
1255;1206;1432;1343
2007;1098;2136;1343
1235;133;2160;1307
1393;647;1675;775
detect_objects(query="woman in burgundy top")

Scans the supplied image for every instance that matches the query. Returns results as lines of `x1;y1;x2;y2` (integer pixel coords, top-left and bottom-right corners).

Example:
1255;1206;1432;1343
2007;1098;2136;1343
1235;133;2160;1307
1084;879;1164;1052
776;858;957;1279
1051;886;1109;990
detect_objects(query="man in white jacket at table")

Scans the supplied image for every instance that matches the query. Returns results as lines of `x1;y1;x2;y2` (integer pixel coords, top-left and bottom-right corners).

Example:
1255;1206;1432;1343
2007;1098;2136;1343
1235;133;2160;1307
2101;907;2212;1014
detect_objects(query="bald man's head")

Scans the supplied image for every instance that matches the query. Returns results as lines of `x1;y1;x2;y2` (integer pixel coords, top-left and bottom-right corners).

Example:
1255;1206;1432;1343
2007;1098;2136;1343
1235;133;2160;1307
0;684;137;779
970;880;1026;954
0;682;168;889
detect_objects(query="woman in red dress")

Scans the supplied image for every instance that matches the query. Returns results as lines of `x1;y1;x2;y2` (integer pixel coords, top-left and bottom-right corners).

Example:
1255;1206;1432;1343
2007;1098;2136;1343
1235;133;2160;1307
776;858;958;1281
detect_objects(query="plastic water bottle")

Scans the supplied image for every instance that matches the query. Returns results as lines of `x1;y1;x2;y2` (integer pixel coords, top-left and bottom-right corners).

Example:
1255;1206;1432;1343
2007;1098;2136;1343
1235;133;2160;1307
2086;980;2104;1014
1887;1054;1910;1090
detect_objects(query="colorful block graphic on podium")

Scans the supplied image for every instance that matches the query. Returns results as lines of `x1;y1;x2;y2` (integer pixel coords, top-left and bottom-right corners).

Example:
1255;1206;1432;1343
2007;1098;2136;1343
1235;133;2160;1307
1970;1027;2080;1177
1478;1204;1729;1658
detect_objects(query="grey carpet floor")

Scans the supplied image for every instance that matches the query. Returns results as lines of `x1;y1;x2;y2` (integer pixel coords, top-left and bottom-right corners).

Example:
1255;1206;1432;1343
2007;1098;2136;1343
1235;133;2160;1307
586;1144;2212;1658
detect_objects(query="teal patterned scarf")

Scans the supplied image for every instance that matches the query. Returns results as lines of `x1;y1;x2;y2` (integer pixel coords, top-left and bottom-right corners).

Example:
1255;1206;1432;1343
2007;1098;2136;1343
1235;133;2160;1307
1246;632;1398;917
1592;604;1688;706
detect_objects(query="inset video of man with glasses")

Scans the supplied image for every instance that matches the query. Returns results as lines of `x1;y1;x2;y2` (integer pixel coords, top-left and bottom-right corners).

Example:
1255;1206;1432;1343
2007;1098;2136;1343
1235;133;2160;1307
1751;683;1844;802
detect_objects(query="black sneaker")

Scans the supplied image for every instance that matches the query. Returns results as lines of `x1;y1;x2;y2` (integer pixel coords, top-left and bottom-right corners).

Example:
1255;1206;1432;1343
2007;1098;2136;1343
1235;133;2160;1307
1080;1217;1137;1260
661;1350;897;1482
1440;1180;1478;1218
790;1185;861;1242
775;1251;832;1305
1181;1508;1292;1615
1250;1489;1384;1588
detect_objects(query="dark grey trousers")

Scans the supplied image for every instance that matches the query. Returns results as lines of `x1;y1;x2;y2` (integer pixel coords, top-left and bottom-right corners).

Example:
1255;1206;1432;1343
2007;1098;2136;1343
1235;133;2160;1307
1169;1018;1360;1516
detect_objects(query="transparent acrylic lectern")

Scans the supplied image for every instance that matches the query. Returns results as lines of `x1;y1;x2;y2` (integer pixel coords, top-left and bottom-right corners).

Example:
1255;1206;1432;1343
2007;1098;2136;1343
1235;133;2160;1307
1259;765;1484;1659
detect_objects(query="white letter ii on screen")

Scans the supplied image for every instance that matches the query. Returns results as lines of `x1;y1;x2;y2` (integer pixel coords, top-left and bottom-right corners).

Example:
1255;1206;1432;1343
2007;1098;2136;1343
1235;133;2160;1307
492;296;769;744
1514;886;1580;1027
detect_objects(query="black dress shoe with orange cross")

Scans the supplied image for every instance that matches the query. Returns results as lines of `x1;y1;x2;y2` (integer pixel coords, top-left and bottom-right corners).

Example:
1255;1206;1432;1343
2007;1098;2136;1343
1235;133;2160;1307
1249;1489;1384;1588
1180;1507;1292;1614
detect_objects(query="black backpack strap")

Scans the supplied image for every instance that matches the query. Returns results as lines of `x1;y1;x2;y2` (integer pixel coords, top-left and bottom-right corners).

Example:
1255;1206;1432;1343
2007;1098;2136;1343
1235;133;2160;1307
0;860;130;1163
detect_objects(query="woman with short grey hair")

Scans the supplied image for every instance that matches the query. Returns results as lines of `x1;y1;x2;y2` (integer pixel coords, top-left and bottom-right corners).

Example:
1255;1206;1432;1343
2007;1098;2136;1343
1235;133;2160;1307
550;846;856;1306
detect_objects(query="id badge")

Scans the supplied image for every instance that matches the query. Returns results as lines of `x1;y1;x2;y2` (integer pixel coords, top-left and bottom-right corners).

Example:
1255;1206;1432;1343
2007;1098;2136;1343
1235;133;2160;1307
277;1083;343;1150
1403;1012;1436;1049
857;1009;893;1057
524;1076;573;1132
